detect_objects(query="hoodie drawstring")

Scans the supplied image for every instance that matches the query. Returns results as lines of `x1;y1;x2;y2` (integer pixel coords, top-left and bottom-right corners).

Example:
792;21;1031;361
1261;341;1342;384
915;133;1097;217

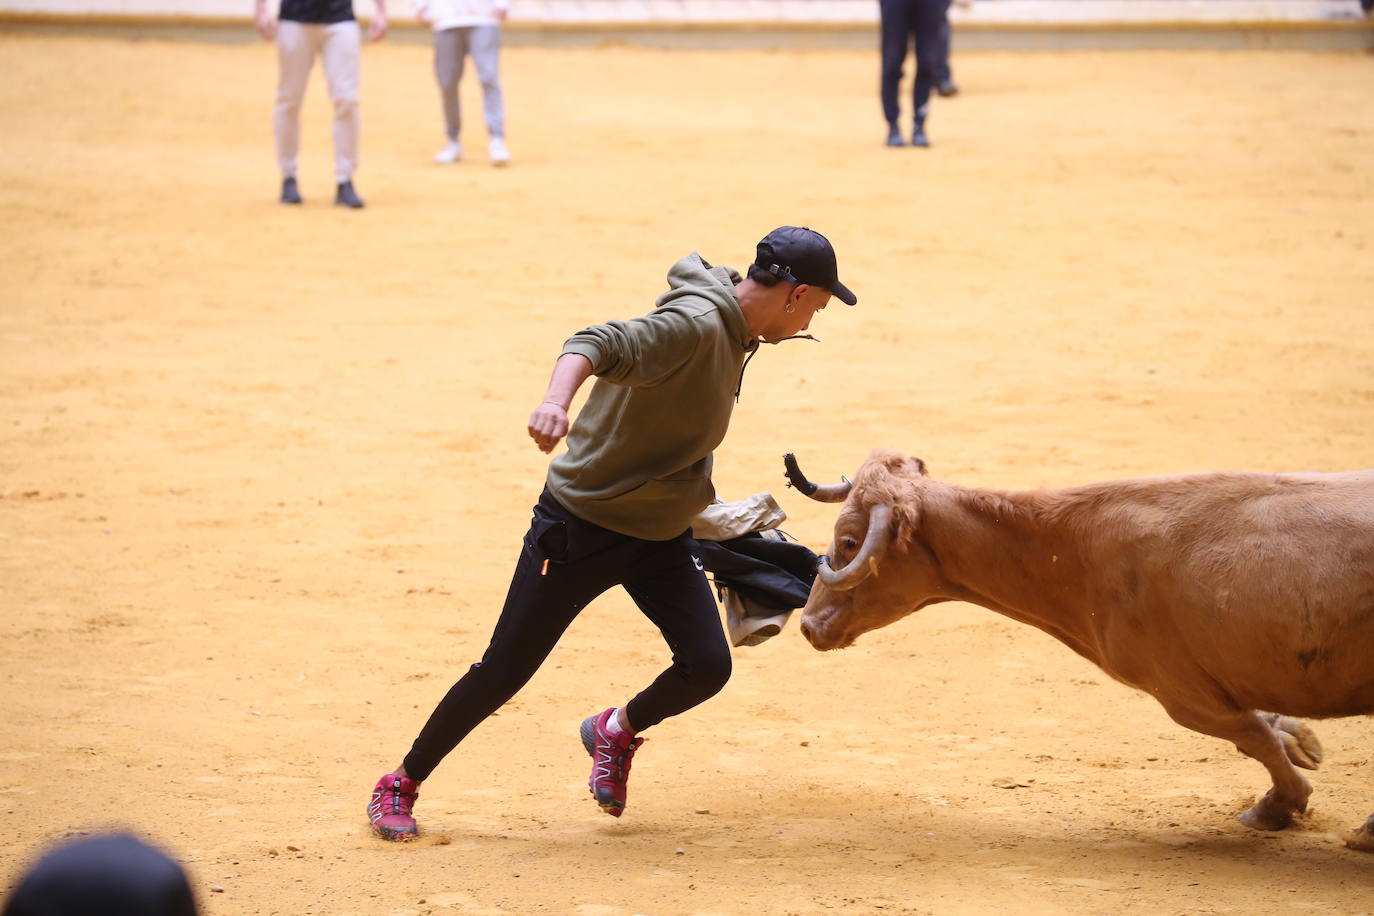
734;335;819;401
735;344;758;402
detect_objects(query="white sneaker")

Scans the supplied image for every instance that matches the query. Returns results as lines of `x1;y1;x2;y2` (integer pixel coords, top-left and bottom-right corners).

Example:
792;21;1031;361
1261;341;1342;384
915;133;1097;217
488;136;510;167
434;140;462;164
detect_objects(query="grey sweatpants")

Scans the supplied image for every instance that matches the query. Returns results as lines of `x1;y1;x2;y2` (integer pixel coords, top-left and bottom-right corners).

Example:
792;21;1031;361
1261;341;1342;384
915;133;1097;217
434;25;505;141
274;19;360;183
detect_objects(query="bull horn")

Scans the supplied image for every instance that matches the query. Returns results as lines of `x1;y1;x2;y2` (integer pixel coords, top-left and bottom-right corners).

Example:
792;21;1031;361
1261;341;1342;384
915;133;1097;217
783;453;852;503
817;504;894;590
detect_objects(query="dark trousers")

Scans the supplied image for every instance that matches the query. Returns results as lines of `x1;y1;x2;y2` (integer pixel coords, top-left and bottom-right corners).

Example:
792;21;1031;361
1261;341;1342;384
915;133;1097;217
936;17;952;84
880;0;948;125
402;488;733;782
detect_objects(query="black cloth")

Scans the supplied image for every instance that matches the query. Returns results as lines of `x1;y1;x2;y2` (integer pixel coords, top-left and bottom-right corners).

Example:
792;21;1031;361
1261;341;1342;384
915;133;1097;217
879;0;949;124
4;834;198;916
279;0;355;24
402;488;732;782
693;533;818;614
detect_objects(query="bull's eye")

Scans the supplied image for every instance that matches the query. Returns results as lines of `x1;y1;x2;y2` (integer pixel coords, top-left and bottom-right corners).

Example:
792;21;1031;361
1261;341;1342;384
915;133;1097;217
840;535;858;551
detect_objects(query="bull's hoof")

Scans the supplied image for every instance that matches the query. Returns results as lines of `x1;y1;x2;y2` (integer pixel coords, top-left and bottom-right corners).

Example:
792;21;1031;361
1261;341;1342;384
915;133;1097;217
1342;815;1374;852
1238;792;1299;832
1238;807;1291;831
1272;716;1324;770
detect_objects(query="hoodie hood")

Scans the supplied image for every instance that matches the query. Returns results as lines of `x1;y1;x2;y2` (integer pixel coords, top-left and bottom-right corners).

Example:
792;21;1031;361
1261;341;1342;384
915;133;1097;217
656;253;752;349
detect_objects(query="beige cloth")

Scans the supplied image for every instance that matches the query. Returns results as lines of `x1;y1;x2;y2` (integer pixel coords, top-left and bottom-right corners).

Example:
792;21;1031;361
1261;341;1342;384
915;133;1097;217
274;20;361;183
689;492;786;542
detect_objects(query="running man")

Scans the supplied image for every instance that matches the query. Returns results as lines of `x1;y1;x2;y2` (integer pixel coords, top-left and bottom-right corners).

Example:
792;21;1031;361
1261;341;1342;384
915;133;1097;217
368;226;857;839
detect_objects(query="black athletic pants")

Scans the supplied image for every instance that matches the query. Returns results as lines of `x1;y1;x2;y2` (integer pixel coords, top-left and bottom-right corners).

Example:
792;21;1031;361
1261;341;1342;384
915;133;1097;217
880;0;948;126
937;17;952;85
402;488;733;782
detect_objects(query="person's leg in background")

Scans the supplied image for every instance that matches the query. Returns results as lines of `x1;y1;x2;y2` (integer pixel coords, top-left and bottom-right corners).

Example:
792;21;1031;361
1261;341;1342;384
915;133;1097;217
320;19;364;207
273;19;319;203
469;24;509;165
433;26;467;163
911;0;946;147
935;0;959;97
879;0;915;147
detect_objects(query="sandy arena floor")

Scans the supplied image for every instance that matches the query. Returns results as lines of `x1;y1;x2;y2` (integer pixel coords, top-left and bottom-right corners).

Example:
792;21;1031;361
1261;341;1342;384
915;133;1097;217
1;32;1372;916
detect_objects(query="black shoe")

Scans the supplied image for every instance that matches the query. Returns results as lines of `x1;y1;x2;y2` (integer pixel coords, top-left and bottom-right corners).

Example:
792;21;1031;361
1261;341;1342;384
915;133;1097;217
334;180;365;209
936;80;960;98
885;124;905;148
912;123;930;148
280;176;302;205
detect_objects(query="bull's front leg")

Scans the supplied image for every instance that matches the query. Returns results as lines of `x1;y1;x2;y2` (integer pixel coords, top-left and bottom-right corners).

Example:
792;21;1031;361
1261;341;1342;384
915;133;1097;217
1160;702;1313;831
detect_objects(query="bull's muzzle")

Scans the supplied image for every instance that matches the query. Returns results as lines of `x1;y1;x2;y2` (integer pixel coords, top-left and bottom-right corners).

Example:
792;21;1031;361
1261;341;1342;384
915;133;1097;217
798;607;849;651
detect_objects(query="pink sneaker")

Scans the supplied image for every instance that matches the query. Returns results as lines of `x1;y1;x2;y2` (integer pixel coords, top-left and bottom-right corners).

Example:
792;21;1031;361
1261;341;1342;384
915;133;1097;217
368;773;420;841
580;709;645;817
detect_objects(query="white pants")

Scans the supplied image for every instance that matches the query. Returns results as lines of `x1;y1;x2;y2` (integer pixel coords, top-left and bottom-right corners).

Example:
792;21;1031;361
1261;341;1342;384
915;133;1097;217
274;20;361;183
434;25;504;141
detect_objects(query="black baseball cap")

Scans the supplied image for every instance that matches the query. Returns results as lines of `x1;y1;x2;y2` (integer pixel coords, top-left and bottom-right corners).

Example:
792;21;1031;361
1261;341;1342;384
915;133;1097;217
754;226;857;306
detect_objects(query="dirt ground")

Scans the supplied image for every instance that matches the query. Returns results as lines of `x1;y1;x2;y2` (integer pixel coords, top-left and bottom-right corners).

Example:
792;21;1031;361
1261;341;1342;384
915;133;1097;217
2;32;1372;916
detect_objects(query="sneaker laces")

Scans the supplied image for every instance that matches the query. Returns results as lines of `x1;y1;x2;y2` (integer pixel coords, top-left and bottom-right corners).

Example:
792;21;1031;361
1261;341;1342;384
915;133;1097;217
594;733;644;784
372;776;417;819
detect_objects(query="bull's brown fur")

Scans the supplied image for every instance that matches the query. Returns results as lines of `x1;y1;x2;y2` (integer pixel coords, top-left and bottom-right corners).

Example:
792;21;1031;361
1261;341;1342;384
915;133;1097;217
798;449;1374;850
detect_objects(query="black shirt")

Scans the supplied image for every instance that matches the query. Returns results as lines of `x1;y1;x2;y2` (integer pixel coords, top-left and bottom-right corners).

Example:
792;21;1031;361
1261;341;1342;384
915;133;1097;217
279;0;355;23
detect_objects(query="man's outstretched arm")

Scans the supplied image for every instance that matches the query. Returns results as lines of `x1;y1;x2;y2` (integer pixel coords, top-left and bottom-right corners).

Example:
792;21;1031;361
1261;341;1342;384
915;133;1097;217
528;353;593;453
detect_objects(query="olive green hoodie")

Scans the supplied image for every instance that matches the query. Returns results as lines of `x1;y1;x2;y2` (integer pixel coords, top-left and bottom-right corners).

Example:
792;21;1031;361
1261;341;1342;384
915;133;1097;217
546;253;756;540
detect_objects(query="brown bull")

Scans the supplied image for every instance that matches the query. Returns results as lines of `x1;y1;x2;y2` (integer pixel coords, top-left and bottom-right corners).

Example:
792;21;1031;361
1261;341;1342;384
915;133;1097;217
785;450;1374;850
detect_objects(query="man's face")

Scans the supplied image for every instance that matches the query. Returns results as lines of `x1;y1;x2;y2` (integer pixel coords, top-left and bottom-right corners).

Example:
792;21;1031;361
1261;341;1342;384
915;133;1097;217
784;284;833;336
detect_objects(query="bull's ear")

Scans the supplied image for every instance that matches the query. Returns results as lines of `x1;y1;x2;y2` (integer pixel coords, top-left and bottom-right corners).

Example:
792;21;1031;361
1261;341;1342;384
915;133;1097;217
910;457;928;477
